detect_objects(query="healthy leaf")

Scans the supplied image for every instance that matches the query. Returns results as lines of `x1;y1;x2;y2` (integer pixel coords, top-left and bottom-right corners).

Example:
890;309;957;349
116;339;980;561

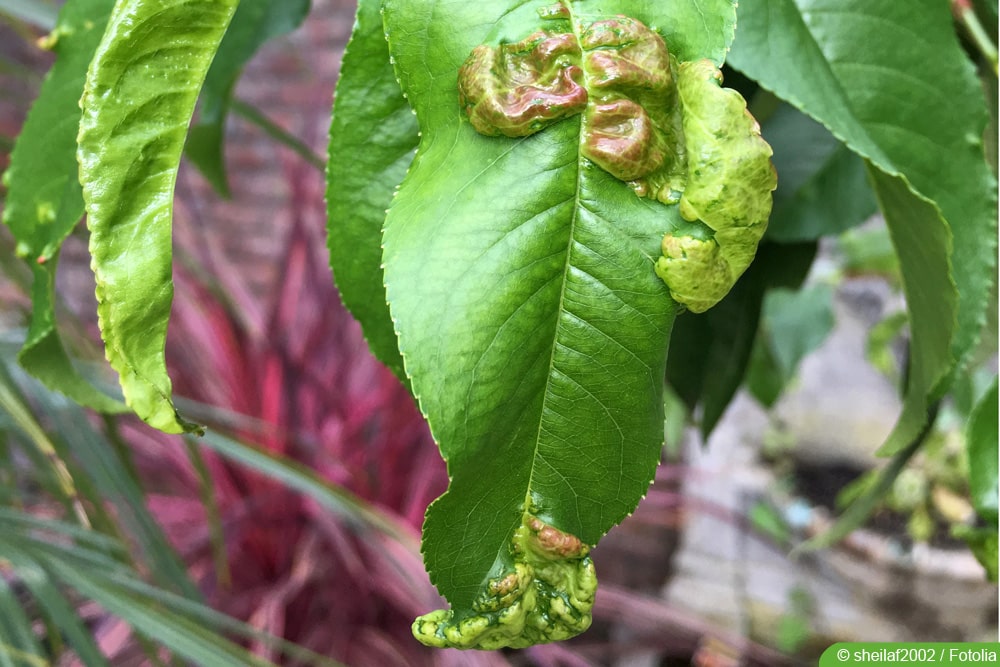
77;0;240;434
761;103;875;242
745;283;833;408
326;0;418;382
0;510;344;667
953;524;998;581
380;0;737;647
667;241;817;435
185;0;311;196
728;0;996;455
1;0;125;413
966;375;998;523
762;284;834;381
796;416;931;552
868;167;958;455
0;575;44;664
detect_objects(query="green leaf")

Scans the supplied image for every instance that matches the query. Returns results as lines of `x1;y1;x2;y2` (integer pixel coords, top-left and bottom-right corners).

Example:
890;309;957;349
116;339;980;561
667;241;817;435
197;430;413;544
797;408;935;552
761;103;876;242
953;524;998;581
2;552;110;667
728;0;996;454
656;59;777;312
0;510;343;667
19;262;128;414
185;0;311;196
0;0;126;413
966;376;998;523
837;224;900;284
0;576;44;664
326;0;418;382
745;283;833;408
381;0;737;647
763;284;834;380
868;167;958;455
77;0;240;434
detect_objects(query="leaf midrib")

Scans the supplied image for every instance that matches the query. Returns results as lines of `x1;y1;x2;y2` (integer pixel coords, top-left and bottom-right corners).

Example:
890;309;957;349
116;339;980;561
522;5;600;530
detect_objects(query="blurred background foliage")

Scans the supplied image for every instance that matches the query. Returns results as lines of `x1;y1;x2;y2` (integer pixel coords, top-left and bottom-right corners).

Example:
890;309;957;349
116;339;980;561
0;0;997;665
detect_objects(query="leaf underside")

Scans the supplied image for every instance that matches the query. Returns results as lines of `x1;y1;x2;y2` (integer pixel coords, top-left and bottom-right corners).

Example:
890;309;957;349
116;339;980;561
728;0;996;456
77;0;240;434
376;0;737;643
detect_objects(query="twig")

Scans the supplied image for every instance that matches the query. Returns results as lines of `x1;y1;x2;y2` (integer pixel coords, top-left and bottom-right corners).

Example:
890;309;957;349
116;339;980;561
953;0;999;75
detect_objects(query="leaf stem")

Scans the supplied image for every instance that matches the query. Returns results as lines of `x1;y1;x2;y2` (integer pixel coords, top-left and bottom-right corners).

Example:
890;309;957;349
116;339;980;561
953;0;999;75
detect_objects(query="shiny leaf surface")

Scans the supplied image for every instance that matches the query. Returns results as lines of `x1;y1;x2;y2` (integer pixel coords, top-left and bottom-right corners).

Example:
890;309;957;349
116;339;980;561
78;0;239;433
380;0;737;646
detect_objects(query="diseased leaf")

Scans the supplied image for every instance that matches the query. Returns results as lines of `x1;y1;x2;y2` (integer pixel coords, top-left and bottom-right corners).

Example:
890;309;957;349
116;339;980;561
728;0;996;455
1;0;125;413
379;0;739;648
186;0;311;196
78;0;239;434
658;60;776;312
326;0;418;382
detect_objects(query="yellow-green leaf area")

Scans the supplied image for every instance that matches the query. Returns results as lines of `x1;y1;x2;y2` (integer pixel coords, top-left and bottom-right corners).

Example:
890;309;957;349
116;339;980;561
413;516;596;649
77;0;239;433
667;59;777;312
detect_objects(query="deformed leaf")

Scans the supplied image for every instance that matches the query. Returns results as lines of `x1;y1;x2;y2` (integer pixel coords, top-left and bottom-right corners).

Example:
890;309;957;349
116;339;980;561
454;8;774;314
380;0;739;648
1;0;125;413
77;0;239;434
659;60;776;312
413;516;596;649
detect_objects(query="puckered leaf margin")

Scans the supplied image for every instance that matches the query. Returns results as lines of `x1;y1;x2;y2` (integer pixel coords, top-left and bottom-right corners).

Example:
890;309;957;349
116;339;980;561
380;0;737;645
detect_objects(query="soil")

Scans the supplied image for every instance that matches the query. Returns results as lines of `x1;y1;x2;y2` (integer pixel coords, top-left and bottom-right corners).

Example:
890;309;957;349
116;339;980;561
791;460;967;551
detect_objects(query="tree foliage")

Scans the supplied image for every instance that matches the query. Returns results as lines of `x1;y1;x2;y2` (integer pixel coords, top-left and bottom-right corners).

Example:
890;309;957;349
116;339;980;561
1;0;995;651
